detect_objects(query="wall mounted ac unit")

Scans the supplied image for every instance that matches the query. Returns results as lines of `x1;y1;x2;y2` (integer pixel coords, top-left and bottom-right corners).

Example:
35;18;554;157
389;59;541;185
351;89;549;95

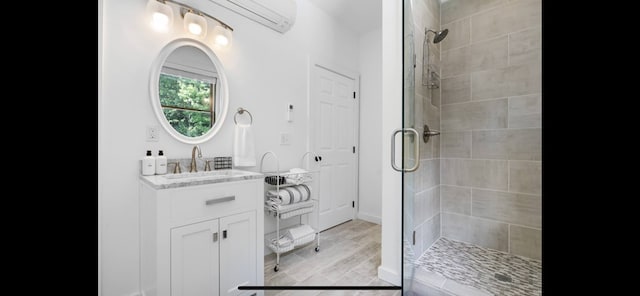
208;0;297;33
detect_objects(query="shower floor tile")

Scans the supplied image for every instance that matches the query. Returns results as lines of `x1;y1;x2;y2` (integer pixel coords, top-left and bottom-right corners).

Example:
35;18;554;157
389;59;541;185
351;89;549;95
414;238;541;296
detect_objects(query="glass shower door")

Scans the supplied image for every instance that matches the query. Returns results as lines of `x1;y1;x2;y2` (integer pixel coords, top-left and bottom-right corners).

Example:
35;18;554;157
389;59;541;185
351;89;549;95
401;0;418;293
391;0;430;293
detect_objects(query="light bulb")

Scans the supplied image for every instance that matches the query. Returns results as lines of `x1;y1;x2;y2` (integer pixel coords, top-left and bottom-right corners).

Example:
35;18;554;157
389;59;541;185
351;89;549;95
152;12;170;31
183;11;207;37
147;0;173;33
215;35;229;46
188;23;202;35
212;25;232;47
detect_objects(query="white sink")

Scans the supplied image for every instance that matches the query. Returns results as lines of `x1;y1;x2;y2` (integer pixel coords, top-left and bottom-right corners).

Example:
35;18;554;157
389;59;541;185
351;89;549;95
162;169;252;180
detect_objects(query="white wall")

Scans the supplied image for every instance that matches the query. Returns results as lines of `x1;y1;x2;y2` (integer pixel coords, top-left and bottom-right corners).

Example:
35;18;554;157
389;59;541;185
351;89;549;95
378;0;403;286
357;28;383;224
98;0;103;295
100;0;359;295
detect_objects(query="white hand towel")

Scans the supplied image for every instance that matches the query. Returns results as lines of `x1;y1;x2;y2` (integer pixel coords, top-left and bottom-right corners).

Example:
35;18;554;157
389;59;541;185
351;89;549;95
233;123;256;167
271;235;292;247
286;225;315;240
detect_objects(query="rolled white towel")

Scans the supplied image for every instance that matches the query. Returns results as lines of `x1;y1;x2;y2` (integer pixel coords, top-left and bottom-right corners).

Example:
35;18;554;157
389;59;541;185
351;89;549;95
267;197;282;205
284;187;302;203
297;184;311;201
267;189;291;204
265;200;277;207
270;200;314;212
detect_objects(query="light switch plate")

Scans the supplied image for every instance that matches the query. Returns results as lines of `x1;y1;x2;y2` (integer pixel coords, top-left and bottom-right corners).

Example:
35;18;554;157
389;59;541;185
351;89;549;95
280;132;291;145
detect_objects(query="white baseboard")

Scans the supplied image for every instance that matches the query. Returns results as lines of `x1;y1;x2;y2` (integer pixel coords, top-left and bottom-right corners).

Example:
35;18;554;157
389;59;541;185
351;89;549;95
357;212;381;224
378;265;401;286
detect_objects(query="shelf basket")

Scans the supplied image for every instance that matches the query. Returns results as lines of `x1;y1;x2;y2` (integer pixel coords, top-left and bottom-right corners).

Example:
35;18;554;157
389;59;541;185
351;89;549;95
265;227;316;253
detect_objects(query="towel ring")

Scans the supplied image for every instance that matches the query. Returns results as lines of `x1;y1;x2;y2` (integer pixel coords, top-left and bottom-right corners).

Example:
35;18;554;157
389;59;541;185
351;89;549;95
234;107;253;125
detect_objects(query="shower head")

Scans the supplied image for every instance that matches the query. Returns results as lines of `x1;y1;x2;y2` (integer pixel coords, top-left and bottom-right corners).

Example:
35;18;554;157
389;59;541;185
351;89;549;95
425;28;449;44
433;29;448;43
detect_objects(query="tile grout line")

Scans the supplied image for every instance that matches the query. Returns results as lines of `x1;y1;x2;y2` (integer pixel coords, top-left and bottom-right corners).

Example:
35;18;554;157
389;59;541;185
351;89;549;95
507;160;511;192
507;29;511;67
441;211;541;231
441;92;542;107
469;186;473;217
441;59;540;80
469;125;473;159
507;223;511;254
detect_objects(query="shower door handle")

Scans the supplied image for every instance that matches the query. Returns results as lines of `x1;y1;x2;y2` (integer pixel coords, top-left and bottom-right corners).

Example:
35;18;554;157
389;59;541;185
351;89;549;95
391;128;420;172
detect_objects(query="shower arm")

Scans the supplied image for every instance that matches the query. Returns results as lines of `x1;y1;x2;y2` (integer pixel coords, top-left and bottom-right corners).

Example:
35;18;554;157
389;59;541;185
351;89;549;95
423;29;438;66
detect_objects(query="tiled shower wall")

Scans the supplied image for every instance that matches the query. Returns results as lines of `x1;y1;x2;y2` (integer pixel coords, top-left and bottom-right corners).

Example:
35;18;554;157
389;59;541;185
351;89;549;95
411;0;442;258
439;0;541;260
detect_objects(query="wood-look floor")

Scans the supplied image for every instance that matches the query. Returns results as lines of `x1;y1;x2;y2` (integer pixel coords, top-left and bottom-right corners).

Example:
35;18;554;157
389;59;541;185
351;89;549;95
264;219;401;296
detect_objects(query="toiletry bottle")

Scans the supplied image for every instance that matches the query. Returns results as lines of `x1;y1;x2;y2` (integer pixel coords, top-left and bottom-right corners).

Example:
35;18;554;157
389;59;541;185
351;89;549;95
156;150;167;175
142;150;156;176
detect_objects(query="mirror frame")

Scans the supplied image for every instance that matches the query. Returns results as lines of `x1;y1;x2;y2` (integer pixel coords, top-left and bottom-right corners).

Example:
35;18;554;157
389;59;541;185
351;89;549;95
149;38;229;144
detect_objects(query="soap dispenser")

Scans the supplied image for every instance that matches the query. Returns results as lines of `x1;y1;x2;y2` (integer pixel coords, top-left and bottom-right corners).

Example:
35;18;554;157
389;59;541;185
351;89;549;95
142;150;156;176
156;150;167;175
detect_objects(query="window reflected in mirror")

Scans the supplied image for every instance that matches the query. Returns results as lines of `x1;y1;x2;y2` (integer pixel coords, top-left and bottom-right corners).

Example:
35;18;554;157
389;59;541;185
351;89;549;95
159;71;216;137
158;44;218;138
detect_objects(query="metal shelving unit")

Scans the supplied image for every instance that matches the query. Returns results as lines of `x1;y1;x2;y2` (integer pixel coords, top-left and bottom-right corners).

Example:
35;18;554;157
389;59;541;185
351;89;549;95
260;151;321;272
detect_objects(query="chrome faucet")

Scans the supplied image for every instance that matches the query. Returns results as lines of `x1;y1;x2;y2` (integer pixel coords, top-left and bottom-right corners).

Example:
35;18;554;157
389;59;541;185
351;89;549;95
190;145;202;172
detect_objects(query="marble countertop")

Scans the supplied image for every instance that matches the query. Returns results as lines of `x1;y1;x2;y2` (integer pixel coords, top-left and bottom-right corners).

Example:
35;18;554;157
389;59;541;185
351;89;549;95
139;169;264;189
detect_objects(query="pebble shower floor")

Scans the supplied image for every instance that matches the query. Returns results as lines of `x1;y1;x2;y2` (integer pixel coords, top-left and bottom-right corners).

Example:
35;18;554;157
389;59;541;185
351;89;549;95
415;238;541;295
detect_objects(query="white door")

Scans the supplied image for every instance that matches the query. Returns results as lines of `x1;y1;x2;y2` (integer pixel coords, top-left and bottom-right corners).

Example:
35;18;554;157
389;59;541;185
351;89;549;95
219;211;256;296
311;64;358;231
171;219;220;296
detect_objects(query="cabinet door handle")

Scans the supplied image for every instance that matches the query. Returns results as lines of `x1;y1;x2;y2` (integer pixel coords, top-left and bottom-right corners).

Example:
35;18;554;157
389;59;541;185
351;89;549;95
223;230;227;239
205;195;235;205
213;232;218;242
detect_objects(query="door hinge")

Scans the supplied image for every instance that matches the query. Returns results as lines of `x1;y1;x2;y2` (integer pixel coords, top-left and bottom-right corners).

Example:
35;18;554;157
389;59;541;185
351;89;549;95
353;91;356;99
213;232;218;242
412;231;416;245
352;201;355;208
222;230;227;239
353;146;356;153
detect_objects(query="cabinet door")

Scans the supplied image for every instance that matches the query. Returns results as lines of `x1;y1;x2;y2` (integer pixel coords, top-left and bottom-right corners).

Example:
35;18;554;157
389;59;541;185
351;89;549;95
171;220;220;296
219;211;256;296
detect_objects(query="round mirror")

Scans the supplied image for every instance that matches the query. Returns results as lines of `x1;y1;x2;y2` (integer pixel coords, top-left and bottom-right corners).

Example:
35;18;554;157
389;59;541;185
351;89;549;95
150;38;229;144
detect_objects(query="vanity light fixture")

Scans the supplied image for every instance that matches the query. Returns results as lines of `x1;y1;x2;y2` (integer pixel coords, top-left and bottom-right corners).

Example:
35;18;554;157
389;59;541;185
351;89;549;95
182;9;207;37
148;0;173;32
149;0;234;48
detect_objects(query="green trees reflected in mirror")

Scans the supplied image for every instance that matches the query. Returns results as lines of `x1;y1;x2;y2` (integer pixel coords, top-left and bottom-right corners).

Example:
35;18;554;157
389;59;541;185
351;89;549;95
159;73;215;137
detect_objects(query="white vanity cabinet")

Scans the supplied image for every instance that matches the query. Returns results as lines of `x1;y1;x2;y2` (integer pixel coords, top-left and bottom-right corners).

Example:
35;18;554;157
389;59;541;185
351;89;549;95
140;177;264;296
